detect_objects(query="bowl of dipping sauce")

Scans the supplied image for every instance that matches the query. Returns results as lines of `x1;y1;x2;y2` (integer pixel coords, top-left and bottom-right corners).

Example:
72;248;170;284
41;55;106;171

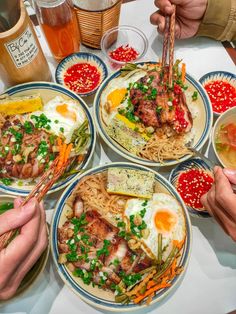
212;106;236;169
101;25;148;70
55;52;108;97
169;157;213;218
199;71;236;116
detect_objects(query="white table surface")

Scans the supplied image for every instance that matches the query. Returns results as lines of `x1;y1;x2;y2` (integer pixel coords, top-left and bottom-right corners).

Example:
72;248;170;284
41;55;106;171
1;0;236;313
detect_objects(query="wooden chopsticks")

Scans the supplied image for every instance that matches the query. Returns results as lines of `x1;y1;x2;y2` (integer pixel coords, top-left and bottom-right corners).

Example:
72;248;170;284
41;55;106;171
161;4;176;87
0;143;72;251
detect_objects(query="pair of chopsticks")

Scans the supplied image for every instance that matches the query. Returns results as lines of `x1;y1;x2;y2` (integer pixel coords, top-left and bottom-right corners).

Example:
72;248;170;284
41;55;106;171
0;143;72;251
161;4;176;87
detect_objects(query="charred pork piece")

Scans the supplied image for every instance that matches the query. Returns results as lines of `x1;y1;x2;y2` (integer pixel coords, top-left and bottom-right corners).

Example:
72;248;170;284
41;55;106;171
0;118;57;180
58;198;153;288
130;70;193;134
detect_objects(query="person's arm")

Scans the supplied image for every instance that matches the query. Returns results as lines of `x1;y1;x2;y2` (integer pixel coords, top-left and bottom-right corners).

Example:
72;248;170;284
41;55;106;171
0;198;48;300
197;0;236;41
201;167;236;241
150;0;236;41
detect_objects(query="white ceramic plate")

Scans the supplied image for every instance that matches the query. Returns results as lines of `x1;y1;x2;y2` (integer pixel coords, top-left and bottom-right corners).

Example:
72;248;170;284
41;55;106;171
0;81;96;196
51;162;192;312
94;62;213;167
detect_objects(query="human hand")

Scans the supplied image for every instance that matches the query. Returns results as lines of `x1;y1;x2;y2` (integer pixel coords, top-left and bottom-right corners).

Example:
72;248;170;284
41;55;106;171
201;167;236;241
150;0;208;39
0;197;48;300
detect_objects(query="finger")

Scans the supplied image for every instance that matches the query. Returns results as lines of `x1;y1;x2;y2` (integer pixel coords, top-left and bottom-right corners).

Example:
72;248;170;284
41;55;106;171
0;204;48;300
154;0;174;14
0;198;37;235
214;167;236;219
0;198;41;288
13;197;23;208
223;169;236;184
150;11;166;33
200;191;213;216
202;192;230;235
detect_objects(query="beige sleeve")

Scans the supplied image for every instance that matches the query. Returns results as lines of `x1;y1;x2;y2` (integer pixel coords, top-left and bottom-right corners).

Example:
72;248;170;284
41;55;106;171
196;0;236;41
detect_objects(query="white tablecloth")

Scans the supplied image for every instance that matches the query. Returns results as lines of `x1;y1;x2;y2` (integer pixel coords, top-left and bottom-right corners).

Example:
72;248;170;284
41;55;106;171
1;0;236;313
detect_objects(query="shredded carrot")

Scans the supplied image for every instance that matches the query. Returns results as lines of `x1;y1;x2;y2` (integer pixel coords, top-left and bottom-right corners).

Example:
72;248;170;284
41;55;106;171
64;143;73;163
147;280;156;290
77;154;84;163
133;280;171;304
57;137;62;149
126;269;156;297
181;63;186;83
173;238;185;250
57;142;67;170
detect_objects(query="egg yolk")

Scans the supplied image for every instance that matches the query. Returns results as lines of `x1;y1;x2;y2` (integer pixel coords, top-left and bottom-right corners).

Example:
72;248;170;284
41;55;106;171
154;210;177;234
107;88;127;110
56;104;77;121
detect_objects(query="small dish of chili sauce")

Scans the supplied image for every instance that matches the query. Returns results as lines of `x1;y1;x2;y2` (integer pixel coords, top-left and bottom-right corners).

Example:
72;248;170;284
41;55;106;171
55;52;108;97
199;71;236;116
169;157;214;218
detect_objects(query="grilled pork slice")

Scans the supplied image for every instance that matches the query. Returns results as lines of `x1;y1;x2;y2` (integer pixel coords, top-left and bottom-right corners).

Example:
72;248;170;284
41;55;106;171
58;198;153;288
130;70;193;134
0;117;57;180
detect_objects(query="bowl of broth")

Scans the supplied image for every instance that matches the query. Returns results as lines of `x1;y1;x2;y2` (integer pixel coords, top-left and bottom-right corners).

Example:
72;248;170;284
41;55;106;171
212;107;236;169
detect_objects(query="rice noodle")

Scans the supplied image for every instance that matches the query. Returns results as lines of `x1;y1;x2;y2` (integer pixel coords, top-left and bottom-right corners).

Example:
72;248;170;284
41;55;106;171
139;133;190;164
76;172;131;215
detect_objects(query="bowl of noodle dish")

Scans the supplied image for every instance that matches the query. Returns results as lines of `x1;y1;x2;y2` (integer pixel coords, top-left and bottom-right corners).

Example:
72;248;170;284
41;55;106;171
94;62;213;167
51;162;192;311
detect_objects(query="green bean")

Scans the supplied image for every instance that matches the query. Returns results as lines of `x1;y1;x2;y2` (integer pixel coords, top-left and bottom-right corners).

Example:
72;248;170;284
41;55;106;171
137;265;156;276
153;246;178;282
139;284;147;295
115;294;129;303
157;233;162;268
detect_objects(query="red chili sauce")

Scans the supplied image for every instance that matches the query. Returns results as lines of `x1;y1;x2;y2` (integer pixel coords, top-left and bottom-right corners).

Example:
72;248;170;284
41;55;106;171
204;80;236;114
176;169;214;210
109;45;139;62
63;63;101;94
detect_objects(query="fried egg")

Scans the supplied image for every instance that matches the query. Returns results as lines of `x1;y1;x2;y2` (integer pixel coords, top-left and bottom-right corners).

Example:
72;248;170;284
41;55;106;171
100;70;146;125
124;193;186;261
29;96;86;143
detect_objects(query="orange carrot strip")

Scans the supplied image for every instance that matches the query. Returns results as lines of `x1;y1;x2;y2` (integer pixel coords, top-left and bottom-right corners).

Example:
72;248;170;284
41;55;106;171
57;143;67;170
133;281;171;304
77;154;84;163
57;137;62;149
181;63;186;83
64;143;73;163
126;269;156;297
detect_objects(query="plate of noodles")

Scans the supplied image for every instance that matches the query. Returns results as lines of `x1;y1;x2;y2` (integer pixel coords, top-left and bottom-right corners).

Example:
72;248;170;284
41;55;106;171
0;82;96;196
51;162;192;311
94;62;213;167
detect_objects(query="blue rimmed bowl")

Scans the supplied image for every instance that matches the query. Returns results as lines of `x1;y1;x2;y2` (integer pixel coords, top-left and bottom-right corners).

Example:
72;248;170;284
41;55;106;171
0;81;96;196
199;71;236;116
51;162;192;312
94;62;213;167
55;52;108;97
169;157;213;218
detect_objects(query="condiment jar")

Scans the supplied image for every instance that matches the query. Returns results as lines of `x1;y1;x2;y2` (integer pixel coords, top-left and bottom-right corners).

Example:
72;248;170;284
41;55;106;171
34;0;80;61
0;0;51;88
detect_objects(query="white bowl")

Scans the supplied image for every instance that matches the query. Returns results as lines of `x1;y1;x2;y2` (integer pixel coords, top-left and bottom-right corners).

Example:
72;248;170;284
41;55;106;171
212;106;236;168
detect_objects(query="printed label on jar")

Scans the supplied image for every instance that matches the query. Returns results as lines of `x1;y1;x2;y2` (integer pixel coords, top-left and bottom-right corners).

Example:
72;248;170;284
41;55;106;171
5;25;39;68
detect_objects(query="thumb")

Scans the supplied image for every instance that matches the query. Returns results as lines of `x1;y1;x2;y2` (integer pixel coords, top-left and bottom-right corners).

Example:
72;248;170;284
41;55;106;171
0;198;38;236
223;169;236;185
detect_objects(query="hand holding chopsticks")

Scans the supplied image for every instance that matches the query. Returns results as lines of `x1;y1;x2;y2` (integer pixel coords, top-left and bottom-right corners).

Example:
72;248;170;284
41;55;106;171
0;141;73;252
